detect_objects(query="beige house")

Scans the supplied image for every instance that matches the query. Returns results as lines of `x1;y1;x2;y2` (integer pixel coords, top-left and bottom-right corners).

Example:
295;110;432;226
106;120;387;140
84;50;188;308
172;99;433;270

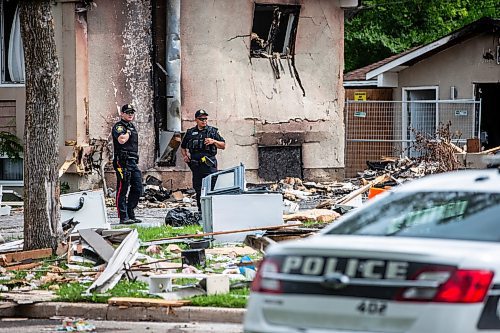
343;17;500;176
0;0;357;193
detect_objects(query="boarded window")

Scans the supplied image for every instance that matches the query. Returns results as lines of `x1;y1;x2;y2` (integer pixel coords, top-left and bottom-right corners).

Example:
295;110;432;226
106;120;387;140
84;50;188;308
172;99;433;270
0;100;16;134
258;146;302;181
251;4;300;58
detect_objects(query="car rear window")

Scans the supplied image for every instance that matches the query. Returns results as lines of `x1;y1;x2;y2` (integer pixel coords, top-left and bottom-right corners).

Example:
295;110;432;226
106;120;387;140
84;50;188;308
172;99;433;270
326;192;500;242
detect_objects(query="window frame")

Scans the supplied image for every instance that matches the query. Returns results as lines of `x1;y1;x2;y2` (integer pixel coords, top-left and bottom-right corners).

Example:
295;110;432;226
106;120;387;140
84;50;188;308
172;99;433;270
0;152;23;185
250;4;300;58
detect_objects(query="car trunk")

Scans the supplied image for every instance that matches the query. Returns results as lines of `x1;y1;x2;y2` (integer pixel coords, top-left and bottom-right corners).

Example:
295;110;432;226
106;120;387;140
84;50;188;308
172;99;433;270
251;235;498;332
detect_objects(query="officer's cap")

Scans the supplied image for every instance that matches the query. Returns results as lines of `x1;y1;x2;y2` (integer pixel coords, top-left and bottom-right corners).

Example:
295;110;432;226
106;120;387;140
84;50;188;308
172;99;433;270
121;104;136;114
195;109;208;118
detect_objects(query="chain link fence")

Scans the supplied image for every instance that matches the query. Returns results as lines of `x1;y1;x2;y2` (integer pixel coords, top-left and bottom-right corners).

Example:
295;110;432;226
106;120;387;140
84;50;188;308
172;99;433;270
345;100;481;178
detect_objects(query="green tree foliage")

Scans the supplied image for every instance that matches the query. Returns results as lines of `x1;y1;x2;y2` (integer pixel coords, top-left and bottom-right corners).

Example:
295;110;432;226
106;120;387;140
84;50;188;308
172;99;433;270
0;131;22;159
345;0;500;72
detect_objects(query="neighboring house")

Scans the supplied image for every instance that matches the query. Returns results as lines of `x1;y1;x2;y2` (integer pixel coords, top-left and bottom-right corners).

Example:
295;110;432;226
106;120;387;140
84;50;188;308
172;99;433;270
343;17;500;176
0;0;357;194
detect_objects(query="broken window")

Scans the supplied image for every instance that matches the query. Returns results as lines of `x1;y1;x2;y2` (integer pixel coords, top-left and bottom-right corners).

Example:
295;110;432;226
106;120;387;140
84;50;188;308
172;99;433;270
258;146;302;181
251;4;300;58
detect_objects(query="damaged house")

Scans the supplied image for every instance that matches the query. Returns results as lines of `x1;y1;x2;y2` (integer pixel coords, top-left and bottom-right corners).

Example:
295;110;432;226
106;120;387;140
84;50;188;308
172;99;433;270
343;17;500;176
0;0;357;194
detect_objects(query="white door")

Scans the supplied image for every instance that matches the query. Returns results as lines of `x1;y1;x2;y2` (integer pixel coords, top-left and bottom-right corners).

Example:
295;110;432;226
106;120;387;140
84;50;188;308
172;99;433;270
402;87;438;157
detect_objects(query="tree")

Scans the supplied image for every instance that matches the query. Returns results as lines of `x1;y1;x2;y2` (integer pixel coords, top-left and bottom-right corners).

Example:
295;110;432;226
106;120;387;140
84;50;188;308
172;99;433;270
345;0;500;72
19;0;62;252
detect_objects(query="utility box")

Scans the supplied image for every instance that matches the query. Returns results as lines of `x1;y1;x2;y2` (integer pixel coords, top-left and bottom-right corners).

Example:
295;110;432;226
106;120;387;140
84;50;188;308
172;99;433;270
200;164;284;243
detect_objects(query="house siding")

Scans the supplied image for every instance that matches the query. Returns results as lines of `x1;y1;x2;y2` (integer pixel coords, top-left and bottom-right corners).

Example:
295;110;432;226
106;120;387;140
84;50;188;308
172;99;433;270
396;33;500;100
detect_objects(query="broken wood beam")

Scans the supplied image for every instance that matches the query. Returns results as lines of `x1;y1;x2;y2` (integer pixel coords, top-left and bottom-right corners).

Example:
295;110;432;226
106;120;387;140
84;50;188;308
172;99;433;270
130;258;183;269
151;223;303;242
336;173;390;205
58;157;76;178
0;248;52;266
107;297;190;308
482;145;500;155
5;262;42;271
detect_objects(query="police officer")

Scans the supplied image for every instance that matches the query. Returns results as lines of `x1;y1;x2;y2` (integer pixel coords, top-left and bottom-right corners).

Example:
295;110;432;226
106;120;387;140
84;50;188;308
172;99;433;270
181;109;226;211
112;104;143;224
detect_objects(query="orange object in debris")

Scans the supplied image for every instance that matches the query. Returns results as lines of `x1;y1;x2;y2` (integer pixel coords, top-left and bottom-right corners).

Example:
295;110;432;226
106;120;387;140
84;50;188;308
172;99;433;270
368;187;387;199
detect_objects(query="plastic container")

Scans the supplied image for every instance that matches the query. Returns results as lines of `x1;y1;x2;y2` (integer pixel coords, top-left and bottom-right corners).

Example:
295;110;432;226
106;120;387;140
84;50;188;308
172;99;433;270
188;238;211;250
368;187;388;199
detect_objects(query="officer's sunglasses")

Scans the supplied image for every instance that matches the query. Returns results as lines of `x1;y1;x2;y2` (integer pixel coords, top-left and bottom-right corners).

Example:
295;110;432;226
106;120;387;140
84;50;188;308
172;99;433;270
197;117;208;121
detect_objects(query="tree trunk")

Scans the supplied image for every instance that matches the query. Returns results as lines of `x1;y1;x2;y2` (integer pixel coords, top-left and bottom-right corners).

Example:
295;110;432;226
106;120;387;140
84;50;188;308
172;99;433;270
20;0;62;252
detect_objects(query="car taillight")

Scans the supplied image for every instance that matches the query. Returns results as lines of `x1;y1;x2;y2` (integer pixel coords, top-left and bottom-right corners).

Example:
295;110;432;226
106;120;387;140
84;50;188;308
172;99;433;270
397;268;493;303
434;269;494;303
250;258;282;294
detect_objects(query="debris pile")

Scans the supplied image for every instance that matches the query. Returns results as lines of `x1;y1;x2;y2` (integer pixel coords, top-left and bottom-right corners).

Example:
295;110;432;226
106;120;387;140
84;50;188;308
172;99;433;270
57;318;96;332
3;143;500;317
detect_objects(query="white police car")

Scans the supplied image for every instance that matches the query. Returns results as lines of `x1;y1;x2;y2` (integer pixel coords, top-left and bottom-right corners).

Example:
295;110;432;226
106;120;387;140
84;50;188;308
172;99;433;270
244;169;500;333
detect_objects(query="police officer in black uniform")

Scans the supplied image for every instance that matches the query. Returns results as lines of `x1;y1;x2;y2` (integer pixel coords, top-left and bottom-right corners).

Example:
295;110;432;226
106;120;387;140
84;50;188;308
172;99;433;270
112;104;143;224
181;109;226;211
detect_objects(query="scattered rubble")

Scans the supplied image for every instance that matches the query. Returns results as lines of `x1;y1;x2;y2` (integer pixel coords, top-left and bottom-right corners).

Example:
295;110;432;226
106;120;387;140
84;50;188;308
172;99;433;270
2;147;500;317
57;317;96;332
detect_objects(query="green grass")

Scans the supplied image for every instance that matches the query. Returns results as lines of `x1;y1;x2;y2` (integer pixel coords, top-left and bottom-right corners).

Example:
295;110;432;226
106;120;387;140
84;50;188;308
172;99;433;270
187;287;250;308
49;223;257;307
55;280;157;303
54;279;251;308
173;277;200;285
115;224;203;242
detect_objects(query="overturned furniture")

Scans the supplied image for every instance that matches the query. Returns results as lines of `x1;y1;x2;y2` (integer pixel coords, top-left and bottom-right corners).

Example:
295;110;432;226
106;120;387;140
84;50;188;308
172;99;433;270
200;164;283;242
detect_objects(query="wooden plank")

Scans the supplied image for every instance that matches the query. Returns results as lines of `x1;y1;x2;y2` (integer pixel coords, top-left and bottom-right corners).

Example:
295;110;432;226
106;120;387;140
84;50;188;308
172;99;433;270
79;229;115;262
108;297;190;308
151;223;303;242
5;262;42;271
58;158;76;178
482;145;500;154
0;248;52;266
336;173;390;205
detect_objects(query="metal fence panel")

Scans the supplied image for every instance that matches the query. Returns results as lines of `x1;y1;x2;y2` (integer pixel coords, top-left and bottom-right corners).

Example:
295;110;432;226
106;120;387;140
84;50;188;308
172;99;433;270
344;100;481;177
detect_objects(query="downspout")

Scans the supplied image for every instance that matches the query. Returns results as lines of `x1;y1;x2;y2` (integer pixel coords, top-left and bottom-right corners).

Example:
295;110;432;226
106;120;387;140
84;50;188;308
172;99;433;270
159;0;181;164
166;0;181;132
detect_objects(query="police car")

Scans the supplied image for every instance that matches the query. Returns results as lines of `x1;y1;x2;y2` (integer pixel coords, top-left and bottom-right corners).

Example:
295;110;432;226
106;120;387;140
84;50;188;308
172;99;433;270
244;169;500;333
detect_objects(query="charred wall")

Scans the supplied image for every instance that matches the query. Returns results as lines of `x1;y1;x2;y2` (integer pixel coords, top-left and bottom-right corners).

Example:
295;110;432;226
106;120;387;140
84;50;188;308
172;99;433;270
180;0;346;183
87;0;155;171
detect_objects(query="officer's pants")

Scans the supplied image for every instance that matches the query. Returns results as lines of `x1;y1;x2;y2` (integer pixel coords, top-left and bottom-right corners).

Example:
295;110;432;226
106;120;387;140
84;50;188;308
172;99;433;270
114;159;143;222
189;161;217;211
